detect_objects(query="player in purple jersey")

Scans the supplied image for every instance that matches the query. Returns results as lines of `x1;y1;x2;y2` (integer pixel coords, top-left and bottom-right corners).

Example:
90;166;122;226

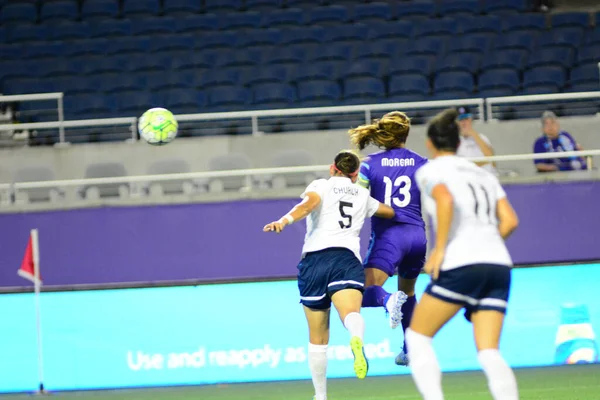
349;111;428;366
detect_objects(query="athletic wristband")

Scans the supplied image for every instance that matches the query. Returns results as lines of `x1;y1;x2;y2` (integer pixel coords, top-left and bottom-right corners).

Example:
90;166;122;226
280;215;294;225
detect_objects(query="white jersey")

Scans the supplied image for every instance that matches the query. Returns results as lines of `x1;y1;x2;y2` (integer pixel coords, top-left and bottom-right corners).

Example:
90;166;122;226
415;156;512;271
301;177;380;261
457;133;497;175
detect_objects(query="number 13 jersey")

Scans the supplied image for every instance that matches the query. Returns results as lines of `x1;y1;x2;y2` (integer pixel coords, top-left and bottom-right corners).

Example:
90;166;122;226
415;155;513;271
301;177;380;262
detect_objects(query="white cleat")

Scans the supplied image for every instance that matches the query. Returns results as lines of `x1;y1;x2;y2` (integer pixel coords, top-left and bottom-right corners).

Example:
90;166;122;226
386;291;408;329
395;350;409;366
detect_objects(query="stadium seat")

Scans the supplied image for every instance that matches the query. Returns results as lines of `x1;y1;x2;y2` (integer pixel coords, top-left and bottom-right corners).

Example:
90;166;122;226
355;39;401;61
145;70;197;91
406;36;448;56
551;12;590;29
438;0;481;16
324;23;367;43
526;47;575;69
586;27;600;46
458;15;502;34
79;54;129;75
286;0;325;7
396;1;435;19
150;34;194;52
206;153;253;193
266;45;309;65
478;87;516;98
502;13;546;32
51;76;97;95
130;54;172;72
25;42;68;59
434;71;475;96
0;2;37;24
13;167;62;205
245;0;283;11
95;73;147;92
2;77;53;94
267;149;316;189
480;49;527;71
81;162;129;199
116;91;163;115
570;64;599;86
523;66;566;92
308;5;349;25
64;38;110;57
196;68;241;88
367;20;413;40
389;55;435;76
64;94;116;118
208;86;250;110
292;61;343;83
175;14;219;33
538;27;585;50
414;18;457;38
122;0;161;18
340;60;387;79
215;48;264;68
204;0;243;13
478;68;520;92
145;159;195;196
342;77;385;104
105;36;150;55
308;42;355;62
237;28;281;48
388;74;430;98
281;26;324;45
354;2;392;23
244;64;294;86
81;0;119;20
89;19;132;37
220;11;261;30
437;53;481;74
494;31;538;51
51;22;90;40
131;17;177;35
567;82;600;93
297;80;342;107
577;45;600;66
483;0;529;14
261;8;303;28
447;33;495;54
194;31;238;50
252;83;297;108
8;24;48;42
40;0;78;22
163;0;202;15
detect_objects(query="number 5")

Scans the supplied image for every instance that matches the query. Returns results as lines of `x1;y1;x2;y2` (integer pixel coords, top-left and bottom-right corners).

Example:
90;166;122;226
338;201;353;229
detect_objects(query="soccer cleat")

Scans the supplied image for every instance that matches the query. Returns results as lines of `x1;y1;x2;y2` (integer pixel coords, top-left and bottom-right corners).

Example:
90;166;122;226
395;350;409;366
386;291;408;329
350;336;369;379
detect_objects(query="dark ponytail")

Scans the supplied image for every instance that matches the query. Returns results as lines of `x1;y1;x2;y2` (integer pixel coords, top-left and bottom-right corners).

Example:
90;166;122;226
333;151;360;178
427;108;460;152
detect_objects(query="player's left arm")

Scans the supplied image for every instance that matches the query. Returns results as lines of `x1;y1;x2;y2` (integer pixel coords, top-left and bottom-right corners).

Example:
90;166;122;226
263;192;321;234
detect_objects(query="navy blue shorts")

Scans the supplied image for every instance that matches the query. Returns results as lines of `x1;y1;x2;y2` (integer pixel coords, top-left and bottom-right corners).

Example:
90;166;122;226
297;247;365;310
425;264;511;322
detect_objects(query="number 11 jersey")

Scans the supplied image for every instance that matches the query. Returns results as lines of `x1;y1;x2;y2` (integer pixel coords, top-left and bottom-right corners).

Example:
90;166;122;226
301;177;380;262
415;155;513;271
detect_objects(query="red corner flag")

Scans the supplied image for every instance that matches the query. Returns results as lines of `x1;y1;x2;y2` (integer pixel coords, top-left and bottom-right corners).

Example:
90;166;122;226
18;229;42;286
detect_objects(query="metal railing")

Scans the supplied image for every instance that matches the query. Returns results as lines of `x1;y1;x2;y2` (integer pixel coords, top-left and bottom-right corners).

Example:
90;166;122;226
0;92;65;141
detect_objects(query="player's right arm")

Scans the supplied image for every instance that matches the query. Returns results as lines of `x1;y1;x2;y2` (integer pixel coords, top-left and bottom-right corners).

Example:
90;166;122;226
373;202;394;219
494;180;519;240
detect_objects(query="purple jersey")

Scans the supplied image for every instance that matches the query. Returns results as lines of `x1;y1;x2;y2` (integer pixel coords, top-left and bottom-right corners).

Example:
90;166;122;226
358;148;427;229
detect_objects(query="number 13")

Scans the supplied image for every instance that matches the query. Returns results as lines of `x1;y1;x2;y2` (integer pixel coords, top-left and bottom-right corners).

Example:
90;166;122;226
383;176;412;208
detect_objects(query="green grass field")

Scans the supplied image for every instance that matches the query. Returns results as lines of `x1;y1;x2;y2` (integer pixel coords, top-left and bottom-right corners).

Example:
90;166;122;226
3;364;599;400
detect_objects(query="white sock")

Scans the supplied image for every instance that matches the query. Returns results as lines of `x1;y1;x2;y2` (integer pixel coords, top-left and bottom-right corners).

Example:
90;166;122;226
308;343;328;400
343;312;365;340
478;349;519;400
405;328;444;400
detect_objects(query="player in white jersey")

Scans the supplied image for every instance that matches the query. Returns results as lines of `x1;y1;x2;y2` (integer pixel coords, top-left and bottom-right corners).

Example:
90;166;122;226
264;151;394;400
405;109;520;400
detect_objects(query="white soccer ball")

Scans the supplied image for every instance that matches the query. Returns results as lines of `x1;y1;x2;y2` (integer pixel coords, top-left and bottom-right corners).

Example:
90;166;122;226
138;107;178;146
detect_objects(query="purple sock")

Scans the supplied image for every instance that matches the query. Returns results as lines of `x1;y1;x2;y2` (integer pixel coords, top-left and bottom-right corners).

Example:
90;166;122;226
362;285;391;308
402;295;417;352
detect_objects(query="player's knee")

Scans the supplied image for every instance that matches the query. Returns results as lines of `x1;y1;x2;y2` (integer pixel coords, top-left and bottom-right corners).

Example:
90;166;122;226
309;334;329;346
398;277;417;296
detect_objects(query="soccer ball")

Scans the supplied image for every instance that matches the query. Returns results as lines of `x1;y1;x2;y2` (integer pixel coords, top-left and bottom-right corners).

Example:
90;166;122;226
138;107;178;146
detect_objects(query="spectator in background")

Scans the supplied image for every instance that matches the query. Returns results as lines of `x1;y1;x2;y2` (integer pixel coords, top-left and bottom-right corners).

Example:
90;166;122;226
455;106;497;175
534;111;587;173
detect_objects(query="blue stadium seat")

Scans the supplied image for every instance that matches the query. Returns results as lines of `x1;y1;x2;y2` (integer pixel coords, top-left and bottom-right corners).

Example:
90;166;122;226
577;45;600;66
215;48;264;68
538;27;585;50
40;0;78;22
64;38;109;56
36;60;80;78
586;27;600;46
308;5;349;25
150;34;194;52
105;36;150;55
2;78;48;94
287;0;325;7
494;31;538;51
0;43;23;61
208;86;250;110
551;12;590;29
341;60;387;79
478;69;520;92
523;66;566;92
458;15;502;34
292;61;343;83
191;50;223;68
79;55;130;75
480;49;527;71
438;0;481;17
89;19;132;37
367;20;413;40
281;26;324;45
356;39;401;61
130;54;172;72
25;42;67;59
570;64;598;86
526;47;575;69
131;17;177;35
1;61;36;80
96;73;147;92
414;18;457;38
8;24;48;42
51;22;90;40
567;82;600;93
165;89;207;114
388;74;430;98
406;36;448;56
308;42;356;62
145;71;198;91
163;0;202;15
116;91;163;115
252;83;296;108
262;8;303;28
219;11;261;30
198;68;242;88
168;51;208;70
437;53;481;74
243;64;293;86
81;0;119;20
245;0;283;11
395;1;435;19
354;2;392;23
266;45;309;65
434;71;474;96
237;28;280;48
324;23;367;43
0;2;37;24
194;31;238;50
447;33;495;54
204;0;243;13
297;80;341;107
122;0;161;18
175;14;219;33
343;77;385;104
478;87;516;97
65;95;116;119
389;55;435;76
483;0;529;14
502;13;545;32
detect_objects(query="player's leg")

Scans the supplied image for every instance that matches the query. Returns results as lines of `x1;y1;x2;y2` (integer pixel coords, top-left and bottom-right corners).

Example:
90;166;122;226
303;306;331;400
407;293;462;400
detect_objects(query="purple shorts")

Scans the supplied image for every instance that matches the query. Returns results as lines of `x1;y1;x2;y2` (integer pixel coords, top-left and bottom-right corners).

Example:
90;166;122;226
364;222;426;279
